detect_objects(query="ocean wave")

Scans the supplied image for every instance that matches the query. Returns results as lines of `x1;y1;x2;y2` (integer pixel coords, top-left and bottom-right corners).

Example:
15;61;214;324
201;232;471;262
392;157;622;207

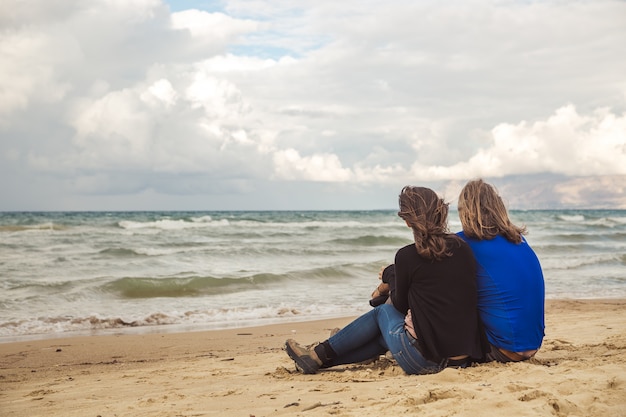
102;276;254;298
0;313;178;337
100;271;316;299
0;302;365;338
0;223;67;232
330;235;410;246
542;231;626;243
100;264;369;299
117;217;402;232
284;219;401;229
554;214;626;228
98;246;191;257
557;214;586;222
533;243;608;254
4;279;76;293
118;218;230;230
190;215;214;223
98;247;150;257
542;253;625;270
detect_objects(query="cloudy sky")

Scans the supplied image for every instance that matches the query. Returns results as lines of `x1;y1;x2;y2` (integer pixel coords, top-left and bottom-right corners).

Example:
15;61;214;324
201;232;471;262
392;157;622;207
1;0;625;211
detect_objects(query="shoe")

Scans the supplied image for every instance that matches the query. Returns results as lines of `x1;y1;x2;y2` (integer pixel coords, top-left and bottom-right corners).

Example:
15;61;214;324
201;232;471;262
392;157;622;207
296;329;339;372
285;339;322;374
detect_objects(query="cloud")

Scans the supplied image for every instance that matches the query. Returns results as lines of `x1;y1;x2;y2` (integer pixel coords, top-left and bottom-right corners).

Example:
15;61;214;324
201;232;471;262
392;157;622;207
0;27;73;120
554;176;626;208
272;148;351;181
0;0;625;209
141;79;178;108
410;105;626;180
61;72;267;179
170;9;258;41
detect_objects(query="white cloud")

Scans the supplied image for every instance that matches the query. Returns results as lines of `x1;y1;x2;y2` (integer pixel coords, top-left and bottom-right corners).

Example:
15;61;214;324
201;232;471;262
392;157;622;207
0;28;73;121
69;88;155;166
64;73;267;177
140;78;178;108
195;54;291;73
1;0;626;209
185;73;249;119
99;0;164;22
171;9;258;40
410;105;626;180
273;149;351;182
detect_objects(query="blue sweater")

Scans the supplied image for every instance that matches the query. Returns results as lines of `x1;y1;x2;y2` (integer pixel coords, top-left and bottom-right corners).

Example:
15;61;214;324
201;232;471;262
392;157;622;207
458;232;545;352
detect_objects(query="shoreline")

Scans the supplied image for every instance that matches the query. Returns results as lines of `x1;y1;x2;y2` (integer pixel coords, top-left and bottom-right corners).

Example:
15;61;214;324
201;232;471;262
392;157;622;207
0;312;362;345
2;296;623;345
2;299;625;416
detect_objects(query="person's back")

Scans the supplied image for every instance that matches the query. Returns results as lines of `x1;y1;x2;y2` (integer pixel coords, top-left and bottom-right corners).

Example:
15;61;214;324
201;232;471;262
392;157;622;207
457;179;545;362
394;238;483;362
457;232;544;353
284;185;487;375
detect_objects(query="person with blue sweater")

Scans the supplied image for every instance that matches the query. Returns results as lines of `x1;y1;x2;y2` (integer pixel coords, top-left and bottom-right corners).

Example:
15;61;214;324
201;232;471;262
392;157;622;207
457;179;545;362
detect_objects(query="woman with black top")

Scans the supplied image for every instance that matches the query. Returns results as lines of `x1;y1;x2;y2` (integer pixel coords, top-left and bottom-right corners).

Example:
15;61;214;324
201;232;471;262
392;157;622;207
285;186;485;375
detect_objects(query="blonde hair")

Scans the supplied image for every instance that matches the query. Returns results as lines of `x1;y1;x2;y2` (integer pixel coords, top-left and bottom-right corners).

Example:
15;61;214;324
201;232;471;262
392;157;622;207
397;186;458;260
457;179;526;243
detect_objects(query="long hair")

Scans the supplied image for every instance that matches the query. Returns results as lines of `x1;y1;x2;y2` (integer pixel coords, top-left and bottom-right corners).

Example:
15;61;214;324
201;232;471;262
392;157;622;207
397;186;457;260
457;179;526;243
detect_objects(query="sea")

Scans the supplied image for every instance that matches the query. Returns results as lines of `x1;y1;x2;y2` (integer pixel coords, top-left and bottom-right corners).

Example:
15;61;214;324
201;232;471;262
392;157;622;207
1;210;625;342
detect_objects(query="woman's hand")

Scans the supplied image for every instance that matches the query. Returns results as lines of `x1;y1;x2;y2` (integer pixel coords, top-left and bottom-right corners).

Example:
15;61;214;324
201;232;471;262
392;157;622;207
378;265;385;281
371;282;391;298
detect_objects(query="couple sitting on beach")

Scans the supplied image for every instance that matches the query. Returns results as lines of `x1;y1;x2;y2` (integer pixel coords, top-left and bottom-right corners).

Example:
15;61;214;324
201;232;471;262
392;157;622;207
285;179;545;375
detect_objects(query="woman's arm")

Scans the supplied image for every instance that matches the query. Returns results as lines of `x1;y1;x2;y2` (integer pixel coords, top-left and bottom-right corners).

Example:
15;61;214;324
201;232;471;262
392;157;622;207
391;247;412;314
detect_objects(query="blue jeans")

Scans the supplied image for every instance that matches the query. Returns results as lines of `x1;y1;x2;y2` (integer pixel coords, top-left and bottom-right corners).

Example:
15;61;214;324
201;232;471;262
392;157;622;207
326;304;440;375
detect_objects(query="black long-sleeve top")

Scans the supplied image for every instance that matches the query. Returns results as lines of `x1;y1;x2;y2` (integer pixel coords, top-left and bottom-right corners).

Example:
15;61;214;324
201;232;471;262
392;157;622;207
391;237;485;363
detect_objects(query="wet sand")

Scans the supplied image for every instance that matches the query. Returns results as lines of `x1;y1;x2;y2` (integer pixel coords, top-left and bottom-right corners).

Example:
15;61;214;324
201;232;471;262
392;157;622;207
1;299;625;416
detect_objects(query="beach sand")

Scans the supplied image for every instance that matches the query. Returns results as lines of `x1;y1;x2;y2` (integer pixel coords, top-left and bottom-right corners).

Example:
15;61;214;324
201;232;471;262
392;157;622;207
1;299;625;417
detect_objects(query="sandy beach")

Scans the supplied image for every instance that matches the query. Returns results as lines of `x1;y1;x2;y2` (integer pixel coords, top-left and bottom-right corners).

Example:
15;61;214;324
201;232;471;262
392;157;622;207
1;299;625;417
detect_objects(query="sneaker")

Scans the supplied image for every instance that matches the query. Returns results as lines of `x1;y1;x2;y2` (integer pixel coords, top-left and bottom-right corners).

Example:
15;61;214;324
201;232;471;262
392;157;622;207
285;339;322;374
